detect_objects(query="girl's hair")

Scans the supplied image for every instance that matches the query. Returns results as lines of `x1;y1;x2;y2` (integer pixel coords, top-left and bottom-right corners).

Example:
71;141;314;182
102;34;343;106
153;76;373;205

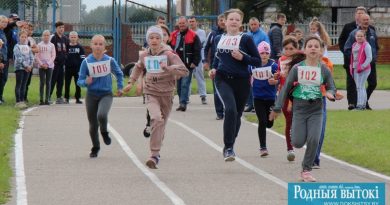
355;29;366;37
223;8;244;20
287;52;306;69
18;30;28;37
282;36;298;48
0;15;7;21
159;24;171;44
294;28;303;34
309;17;331;46
304;35;325;49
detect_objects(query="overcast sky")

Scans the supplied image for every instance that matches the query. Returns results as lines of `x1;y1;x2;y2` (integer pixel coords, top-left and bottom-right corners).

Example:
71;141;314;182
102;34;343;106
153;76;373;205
82;0;175;12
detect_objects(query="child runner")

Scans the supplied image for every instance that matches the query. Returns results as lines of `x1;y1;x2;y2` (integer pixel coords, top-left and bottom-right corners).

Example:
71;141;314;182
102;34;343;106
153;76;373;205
270;35;336;182
275;36;299;161
77;35;124;158
209;8;261;161
13;30;34;109
350;30;372;110
65;31;85;104
251;41;278;157
124;26;188;169
309;18;331;57
36;30;56;105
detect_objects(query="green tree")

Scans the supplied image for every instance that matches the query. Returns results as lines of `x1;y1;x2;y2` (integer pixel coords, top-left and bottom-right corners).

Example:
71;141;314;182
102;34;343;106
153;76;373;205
191;0;214;15
274;0;324;23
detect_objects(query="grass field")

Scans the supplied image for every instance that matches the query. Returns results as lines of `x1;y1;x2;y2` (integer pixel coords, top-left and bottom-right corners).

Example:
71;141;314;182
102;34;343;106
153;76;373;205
245;110;390;176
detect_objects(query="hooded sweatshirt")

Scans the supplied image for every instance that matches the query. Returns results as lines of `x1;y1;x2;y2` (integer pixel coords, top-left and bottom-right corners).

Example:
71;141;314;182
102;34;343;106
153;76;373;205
129;44;189;96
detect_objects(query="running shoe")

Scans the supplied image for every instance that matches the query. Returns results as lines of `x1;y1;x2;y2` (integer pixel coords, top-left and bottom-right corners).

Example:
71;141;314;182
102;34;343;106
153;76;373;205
260;148;269;157
223;148;236;162
287;150;295;161
146;155;160;169
300;170;316;182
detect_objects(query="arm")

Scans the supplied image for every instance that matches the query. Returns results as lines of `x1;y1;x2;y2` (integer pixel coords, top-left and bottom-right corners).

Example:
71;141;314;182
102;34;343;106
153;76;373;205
128;54;146;84
322;65;336;96
338;24;350;53
204;32;213;64
50;44;56;67
343;32;355;57
192;35;202;66
111;58;124;90
13;45;23;65
35;45;42;67
273;66;298;112
77;60;88;87
166;52;189;78
361;44;372;68
241;35;262;67
211;35;220;69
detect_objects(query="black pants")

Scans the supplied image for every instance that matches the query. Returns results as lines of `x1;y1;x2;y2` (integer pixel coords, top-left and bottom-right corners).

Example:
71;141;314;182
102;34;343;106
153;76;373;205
24;71;32;101
344;66;357;106
366;62;377;103
50;63;64;99
215;73;250;149
254;99;274;149
64;67;81;100
15;70;29;102
212;79;224;118
0;61;9;101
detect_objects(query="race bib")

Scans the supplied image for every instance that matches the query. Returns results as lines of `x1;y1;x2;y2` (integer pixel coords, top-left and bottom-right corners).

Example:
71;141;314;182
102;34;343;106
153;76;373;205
217;34;242;50
252;66;272;80
87;59;111;78
144;55;167;73
297;66;321;86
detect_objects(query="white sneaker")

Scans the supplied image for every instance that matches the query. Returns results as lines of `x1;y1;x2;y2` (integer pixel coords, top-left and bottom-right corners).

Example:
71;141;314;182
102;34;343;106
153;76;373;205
287;150;295;161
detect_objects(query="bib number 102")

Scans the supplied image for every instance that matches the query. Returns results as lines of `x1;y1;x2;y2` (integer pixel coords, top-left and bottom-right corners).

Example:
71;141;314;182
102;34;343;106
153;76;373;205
299;70;317;81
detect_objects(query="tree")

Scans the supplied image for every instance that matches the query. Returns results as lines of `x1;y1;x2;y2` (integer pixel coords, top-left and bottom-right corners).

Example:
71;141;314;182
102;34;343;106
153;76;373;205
274;0;324;23
191;0;214;15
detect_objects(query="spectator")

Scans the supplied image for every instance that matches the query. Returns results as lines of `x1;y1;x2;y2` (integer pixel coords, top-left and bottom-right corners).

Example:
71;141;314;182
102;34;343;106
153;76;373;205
24;22;39;103
204;14;225;120
170;16;202;111
338;6;367;110
188;16;208;104
344;14;378;110
0;15;8;105
50;21;69;104
156;16;166;26
64;31;85;104
309;17;331;57
268;13;286;61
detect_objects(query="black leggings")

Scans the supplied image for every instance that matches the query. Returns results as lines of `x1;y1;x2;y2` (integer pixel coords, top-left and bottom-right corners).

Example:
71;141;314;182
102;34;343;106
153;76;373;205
254;99;274;149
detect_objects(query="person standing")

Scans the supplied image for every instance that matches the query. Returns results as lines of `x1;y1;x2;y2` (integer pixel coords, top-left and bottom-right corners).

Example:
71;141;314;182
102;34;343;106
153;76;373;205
344;14;378;110
338;6;367;110
124;26;188;169
170;16;202;111
50;21;69;104
65;31;85;104
204;14;225;120
0;15;8;105
244;17;270;112
268;13;286;61
36;30;56;105
209;8;261;161
188;16;208;104
24;22;39;102
77;35;124;158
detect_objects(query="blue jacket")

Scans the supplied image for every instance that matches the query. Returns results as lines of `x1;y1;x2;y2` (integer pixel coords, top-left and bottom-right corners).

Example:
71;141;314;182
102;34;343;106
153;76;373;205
251;59;278;100
212;33;261;78
204;26;224;66
77;54;124;96
0;30;7;62
344;27;379;62
247;28;270;46
13;43;34;71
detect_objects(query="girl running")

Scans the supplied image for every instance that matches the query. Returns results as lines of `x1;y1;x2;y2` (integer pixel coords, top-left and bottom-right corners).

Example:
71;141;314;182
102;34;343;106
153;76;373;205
209;8;261;161
124;26;188;169
350;30;372;110
77;35;124;158
270;35;336;182
251;41;278;157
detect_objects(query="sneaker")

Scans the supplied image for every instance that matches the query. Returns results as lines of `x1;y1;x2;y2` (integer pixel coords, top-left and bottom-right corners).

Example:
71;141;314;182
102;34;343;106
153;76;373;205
365;103;372;110
101;132;111;145
146;155;160;169
312;163;320;169
176;104;187;111
76;99;83;104
39;101;45;105
300;170;316;182
201;96;207;105
89;147;100;158
0;100;3;105
260;148;269;157
223;147;236;162
143;126;151;138
348;104;355;110
287;150;295;162
64;98;69;104
216;115;224;120
56;98;64;104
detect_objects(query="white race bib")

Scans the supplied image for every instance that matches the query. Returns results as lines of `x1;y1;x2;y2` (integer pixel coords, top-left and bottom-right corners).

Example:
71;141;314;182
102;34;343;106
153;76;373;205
297;66;321;86
252;66;272;80
217;34;242;50
144;55;167;73
87;59;111;78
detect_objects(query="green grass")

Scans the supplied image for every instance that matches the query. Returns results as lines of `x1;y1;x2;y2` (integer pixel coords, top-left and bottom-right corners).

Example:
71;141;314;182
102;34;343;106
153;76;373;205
245;110;390;176
333;64;390;90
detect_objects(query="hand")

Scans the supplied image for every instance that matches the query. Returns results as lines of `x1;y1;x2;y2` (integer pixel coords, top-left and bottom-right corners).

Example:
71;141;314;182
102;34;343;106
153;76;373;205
231;49;243;61
135;84;143;96
326;92;335;102
335;91;344;101
287;101;292;112
190;63;196;69
160;61;168;71
268;78;278;85
86;76;93;85
269;111;279;121
203;63;210;71
25;67;32;72
273;72;280;80
123;83;133;93
0;63;4;69
116;89;123;97
208;69;216;80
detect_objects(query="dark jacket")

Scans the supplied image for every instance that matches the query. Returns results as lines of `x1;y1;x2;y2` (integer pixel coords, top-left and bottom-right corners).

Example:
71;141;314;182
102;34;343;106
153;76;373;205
344;27;379;62
4;22;18;60
268;23;283;60
170;28;202;69
66;43;85;70
204;26;224;66
51;33;69;65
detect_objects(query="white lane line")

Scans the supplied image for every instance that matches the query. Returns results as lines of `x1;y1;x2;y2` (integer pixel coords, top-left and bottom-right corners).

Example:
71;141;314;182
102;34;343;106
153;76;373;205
244;120;390;182
169;119;288;189
15;107;37;205
108;124;186;205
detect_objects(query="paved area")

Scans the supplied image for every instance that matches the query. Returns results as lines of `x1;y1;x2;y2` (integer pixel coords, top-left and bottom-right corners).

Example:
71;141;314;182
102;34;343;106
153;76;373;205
6;92;390;205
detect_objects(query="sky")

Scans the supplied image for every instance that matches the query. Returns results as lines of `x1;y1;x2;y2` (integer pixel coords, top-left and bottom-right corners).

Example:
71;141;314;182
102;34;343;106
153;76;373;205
82;0;175;12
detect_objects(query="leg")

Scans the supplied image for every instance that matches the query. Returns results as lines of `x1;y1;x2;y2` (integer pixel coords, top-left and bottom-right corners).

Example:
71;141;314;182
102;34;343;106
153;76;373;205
146;95;165;157
314;97;327;166
15;70;23;103
74;70;81;100
85;94;100;149
64;67;72;100
179;69;193;106
24;71;32;101
19;70;29;102
366;62;377;103
345;67;357;108
193;62;207;98
46;69;53;103
97;94;113;134
254;99;268;149
244;88;254;111
56;64;64;99
39;69;46;102
232;78;251;140
213;79;224;118
50;66;59;98
0;62;9;101
282;100;294;151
